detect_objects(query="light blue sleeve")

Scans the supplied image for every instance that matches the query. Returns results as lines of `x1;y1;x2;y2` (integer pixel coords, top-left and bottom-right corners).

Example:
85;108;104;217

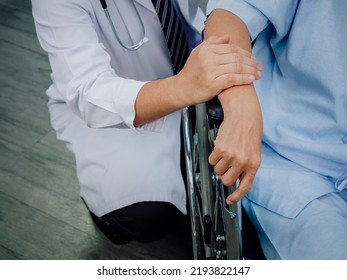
207;0;299;41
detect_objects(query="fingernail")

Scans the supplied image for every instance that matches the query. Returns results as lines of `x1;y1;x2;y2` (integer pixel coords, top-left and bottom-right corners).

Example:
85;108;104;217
248;75;255;81
257;64;263;70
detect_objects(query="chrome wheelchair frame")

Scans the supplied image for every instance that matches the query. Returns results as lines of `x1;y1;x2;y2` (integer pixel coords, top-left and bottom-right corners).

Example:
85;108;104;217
182;102;242;260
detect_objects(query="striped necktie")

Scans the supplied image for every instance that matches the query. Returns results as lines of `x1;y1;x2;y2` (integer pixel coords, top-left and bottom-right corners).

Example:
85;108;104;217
151;0;190;74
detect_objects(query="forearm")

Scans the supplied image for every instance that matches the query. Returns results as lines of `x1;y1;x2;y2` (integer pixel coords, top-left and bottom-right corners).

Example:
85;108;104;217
204;9;259;114
204;9;263;202
133;75;186;127
205;9;252;51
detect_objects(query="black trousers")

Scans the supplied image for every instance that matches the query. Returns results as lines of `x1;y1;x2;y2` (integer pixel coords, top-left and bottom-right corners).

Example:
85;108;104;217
90;201;181;244
89;127;187;245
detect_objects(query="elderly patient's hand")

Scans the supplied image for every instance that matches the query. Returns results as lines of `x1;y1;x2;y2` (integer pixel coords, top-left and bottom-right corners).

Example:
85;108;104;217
208;85;262;204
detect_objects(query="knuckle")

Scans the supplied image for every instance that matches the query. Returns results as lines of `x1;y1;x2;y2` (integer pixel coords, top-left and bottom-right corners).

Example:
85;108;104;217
221;175;234;187
246;154;261;171
213;145;224;155
214;166;223;176
238;158;247;167
235;63;243;73
252;155;262;169
226;74;237;85
234;154;247;166
233;53;242;61
224;149;236;161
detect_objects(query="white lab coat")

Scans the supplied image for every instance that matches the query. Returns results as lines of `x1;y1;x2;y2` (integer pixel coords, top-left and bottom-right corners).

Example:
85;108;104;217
32;0;205;216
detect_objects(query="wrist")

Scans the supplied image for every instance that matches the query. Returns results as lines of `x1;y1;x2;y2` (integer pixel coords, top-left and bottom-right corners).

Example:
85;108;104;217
169;73;191;109
218;85;255;114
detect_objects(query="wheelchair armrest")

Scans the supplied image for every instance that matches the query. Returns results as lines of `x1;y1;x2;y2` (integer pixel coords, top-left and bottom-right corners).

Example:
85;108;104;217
206;97;224;126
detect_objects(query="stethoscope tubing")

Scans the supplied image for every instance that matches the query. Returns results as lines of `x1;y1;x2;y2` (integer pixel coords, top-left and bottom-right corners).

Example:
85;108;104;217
100;0;148;51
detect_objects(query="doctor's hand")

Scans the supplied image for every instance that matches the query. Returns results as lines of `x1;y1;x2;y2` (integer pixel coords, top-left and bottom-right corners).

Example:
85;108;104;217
208;85;262;204
175;35;262;107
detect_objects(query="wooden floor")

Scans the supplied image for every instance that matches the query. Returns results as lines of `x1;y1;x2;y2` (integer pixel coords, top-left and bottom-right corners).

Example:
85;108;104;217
0;0;207;260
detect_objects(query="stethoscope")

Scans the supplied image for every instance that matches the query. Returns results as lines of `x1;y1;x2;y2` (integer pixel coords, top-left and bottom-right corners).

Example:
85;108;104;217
100;0;148;51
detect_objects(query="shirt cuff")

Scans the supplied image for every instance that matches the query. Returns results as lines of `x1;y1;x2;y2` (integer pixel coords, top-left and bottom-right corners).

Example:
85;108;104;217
115;79;165;133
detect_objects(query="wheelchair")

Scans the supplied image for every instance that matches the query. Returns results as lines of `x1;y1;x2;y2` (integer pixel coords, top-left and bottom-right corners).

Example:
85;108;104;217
182;99;265;260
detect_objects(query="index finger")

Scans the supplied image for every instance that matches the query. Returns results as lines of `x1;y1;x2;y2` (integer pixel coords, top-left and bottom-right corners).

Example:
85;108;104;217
208;150;222;166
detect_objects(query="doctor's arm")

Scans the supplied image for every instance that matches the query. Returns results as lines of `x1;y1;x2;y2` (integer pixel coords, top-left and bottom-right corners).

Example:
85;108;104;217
204;9;263;204
32;0;261;131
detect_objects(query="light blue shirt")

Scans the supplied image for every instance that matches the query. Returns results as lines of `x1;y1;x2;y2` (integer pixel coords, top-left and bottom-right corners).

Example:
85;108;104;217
208;0;347;218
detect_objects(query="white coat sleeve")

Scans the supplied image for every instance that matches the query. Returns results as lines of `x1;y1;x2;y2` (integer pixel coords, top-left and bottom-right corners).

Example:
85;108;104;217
31;0;163;132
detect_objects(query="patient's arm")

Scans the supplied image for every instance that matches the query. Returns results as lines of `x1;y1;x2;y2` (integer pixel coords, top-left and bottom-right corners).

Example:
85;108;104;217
204;9;263;204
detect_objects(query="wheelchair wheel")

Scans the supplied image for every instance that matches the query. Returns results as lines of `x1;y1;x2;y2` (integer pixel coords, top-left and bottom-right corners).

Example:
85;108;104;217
182;104;242;260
